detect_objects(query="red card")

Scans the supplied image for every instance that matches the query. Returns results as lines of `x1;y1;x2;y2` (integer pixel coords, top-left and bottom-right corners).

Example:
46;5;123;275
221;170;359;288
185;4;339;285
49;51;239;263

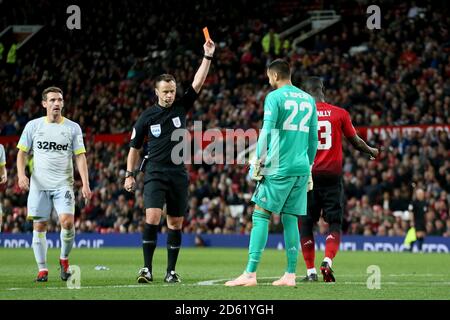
203;27;210;41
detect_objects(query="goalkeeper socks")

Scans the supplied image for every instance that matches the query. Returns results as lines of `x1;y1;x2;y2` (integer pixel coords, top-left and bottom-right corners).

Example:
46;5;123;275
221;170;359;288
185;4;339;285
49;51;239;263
32;230;48;271
143;223;158;271
167;228;182;272
325;231;341;261
281;213;299;274
245;210;270;273
60;227;75;259
301;235;316;269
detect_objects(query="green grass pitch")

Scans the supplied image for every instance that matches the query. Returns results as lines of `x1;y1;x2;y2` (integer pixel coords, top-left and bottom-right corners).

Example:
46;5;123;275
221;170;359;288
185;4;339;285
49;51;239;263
1;248;449;300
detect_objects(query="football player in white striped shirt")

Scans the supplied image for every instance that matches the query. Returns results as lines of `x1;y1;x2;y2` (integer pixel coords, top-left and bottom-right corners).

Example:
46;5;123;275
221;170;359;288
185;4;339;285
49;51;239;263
16;87;91;282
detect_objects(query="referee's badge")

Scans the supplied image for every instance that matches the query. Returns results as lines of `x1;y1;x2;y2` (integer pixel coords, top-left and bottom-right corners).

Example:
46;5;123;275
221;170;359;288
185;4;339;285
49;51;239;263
172;117;181;128
150;124;161;137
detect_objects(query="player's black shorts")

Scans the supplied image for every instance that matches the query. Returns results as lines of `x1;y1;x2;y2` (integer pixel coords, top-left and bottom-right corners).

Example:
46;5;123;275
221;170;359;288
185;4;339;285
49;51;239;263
308;176;344;225
143;163;189;217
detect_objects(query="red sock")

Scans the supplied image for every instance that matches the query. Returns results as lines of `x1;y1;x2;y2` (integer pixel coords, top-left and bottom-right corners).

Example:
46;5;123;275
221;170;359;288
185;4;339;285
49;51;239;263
300;236;315;269
325;232;341;260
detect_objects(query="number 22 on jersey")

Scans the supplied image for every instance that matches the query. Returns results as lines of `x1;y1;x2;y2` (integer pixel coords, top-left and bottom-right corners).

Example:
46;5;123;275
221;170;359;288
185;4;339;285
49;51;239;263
282;100;313;132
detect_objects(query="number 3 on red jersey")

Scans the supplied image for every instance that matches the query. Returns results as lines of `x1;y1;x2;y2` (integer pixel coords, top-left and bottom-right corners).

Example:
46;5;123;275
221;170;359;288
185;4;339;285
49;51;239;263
318;120;332;150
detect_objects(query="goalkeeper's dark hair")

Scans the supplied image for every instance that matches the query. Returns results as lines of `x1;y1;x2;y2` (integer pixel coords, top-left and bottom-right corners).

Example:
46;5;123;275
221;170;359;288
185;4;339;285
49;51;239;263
267;59;291;80
303;76;325;101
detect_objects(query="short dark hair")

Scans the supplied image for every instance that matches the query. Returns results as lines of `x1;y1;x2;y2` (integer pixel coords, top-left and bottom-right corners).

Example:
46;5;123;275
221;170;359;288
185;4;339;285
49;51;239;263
155;74;176;87
303;76;324;98
42;87;63;101
267;59;291;80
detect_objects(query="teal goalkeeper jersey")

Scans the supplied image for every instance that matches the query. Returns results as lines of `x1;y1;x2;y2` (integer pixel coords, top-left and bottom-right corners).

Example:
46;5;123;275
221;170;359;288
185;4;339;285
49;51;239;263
257;84;318;177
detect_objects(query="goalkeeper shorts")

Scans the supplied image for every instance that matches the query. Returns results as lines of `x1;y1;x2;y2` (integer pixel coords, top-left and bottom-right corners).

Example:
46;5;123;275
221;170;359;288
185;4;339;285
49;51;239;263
251;174;308;215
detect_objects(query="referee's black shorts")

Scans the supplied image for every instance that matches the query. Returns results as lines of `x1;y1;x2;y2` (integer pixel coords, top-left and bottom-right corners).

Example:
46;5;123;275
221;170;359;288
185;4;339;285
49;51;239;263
414;218;426;232
308;175;344;225
143;163;189;217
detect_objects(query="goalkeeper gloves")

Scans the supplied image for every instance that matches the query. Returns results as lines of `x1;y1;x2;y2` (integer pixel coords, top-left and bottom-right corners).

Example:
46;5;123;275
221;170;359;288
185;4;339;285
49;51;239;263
307;164;313;192
249;158;263;181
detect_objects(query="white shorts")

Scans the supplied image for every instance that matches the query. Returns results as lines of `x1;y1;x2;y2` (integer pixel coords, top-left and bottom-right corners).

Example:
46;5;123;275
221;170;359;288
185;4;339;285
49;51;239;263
27;186;75;222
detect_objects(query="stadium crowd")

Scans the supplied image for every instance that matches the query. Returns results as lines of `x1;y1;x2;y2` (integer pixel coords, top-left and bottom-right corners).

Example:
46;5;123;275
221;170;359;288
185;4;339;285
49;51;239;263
0;0;449;237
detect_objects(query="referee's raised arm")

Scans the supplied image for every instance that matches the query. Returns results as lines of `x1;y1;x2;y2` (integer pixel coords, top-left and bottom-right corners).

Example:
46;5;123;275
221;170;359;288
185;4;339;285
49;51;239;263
191;39;215;93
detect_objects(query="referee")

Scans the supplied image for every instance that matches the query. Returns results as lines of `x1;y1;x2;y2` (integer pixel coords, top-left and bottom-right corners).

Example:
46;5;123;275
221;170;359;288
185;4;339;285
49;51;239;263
408;188;427;252
124;39;215;283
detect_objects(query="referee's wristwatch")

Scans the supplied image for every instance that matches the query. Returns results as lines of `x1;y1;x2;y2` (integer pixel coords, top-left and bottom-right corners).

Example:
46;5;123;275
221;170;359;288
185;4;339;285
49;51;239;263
125;170;135;178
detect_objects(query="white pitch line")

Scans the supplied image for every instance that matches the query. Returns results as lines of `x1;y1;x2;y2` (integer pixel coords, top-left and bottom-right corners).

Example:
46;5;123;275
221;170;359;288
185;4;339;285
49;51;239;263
343;282;450;286
383;274;449;277
4;274;450;291
197;276;280;286
6;285;155;291
6;281;450;291
197;274;450;285
5;284;198;291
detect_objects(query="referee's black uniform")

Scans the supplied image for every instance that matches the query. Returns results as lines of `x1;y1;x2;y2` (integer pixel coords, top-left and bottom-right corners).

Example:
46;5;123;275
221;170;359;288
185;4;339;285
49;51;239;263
128;40;214;283
410;200;427;232
130;86;198;216
408;199;427;252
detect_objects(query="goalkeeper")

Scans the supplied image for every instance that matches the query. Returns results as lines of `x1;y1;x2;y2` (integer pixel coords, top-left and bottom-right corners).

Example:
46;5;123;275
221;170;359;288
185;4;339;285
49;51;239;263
225;59;318;287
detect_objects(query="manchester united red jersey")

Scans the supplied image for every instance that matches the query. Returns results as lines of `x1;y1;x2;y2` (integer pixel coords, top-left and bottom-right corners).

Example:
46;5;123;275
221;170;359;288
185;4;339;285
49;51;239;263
312;102;356;176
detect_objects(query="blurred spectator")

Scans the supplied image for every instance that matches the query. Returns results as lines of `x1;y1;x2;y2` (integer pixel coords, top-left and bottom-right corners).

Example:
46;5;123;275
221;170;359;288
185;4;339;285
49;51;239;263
261;28;281;57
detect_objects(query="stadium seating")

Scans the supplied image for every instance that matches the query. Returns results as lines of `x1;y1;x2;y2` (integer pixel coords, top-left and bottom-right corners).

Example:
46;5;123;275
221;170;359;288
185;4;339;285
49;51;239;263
0;0;448;237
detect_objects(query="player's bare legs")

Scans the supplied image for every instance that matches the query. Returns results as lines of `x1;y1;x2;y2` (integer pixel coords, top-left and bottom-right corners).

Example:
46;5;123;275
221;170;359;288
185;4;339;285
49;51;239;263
225;205;270;287
33;221;48;282
59;214;75;281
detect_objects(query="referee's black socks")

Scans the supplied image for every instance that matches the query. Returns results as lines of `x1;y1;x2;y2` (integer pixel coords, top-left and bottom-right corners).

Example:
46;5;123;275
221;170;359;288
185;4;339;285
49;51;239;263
143;223;158;272
417;237;424;251
167;228;182;272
